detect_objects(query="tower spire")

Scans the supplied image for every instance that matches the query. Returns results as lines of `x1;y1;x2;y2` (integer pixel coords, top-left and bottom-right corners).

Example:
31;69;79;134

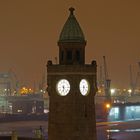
58;8;86;65
58;7;86;43
69;7;75;15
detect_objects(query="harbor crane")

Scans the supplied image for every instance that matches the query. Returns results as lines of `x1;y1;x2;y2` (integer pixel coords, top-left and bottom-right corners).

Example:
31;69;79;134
103;56;111;103
130;62;140;95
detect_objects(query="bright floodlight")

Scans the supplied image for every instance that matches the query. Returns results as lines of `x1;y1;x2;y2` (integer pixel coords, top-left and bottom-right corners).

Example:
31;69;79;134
110;88;115;95
128;89;132;93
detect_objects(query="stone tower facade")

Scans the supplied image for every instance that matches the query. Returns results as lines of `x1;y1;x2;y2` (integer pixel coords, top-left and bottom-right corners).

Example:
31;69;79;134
47;8;97;140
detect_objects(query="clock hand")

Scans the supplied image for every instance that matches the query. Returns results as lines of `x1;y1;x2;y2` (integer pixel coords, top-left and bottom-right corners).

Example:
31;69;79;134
62;85;65;91
83;85;85;91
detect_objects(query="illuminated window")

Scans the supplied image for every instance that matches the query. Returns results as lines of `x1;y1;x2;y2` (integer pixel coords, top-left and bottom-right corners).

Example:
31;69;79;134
125;106;140;120
109;107;119;121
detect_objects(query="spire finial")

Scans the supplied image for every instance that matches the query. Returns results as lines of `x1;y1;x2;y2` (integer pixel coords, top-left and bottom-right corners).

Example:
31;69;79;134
69;7;75;15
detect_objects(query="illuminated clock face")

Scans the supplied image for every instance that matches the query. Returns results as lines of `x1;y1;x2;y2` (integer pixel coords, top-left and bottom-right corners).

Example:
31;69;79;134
79;79;90;96
56;79;70;96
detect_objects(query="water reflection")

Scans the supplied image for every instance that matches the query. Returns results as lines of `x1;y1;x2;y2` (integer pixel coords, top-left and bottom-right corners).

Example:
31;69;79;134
107;128;140;133
106;128;140;140
125;129;140;132
107;129;120;133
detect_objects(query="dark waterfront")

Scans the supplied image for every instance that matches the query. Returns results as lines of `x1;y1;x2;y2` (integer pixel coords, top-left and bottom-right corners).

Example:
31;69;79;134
1;120;140;140
0;114;48;139
0;120;48;139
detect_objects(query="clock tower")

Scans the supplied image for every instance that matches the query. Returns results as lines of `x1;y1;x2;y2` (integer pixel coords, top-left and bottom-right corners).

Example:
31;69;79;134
47;8;97;140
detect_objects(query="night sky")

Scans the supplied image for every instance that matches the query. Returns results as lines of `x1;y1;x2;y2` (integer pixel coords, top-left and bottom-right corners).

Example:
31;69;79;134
0;1;140;89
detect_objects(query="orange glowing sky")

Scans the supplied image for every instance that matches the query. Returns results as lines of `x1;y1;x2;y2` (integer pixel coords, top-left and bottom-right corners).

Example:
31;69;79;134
0;0;140;88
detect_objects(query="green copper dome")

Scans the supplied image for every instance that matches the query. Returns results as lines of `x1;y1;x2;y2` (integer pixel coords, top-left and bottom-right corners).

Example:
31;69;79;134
58;7;86;43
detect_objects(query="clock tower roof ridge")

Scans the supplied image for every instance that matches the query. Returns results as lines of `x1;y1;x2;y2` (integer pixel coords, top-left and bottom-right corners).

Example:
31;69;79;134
58;7;86;43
